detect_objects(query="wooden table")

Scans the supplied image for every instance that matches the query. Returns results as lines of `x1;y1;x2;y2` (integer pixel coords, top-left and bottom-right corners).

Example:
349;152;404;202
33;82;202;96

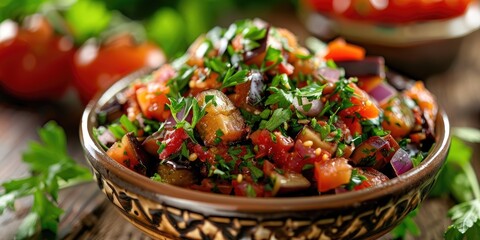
1;13;479;240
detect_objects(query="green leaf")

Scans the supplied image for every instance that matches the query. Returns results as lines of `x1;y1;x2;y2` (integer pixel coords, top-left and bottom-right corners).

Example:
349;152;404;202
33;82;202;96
146;8;186;58
222;69;248;89
64;0;112;44
16;212;40;240
246;184;257;198
453;127;480;143
0;191;19;214
295;83;324;100
263;108;292;131
271;73;290;89
167;66;195;97
151;173;164;182
391;210;420;238
119;115;137;134
446;199;480;236
261;46;283;71
246;161;263;182
391;209;420;239
430;137;473;198
38;121;66;154
0;121;92;238
265;87;293;109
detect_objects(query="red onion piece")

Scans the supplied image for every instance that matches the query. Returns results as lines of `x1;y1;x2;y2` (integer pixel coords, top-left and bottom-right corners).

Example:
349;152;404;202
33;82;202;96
165;107;193;128
389;148;413;176
318;67;341;82
98;128;116;146
293;97;323;117
368;81;397;106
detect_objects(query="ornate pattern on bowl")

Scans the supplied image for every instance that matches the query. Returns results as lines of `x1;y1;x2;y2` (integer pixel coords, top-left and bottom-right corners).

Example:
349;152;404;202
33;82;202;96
80;69;451;240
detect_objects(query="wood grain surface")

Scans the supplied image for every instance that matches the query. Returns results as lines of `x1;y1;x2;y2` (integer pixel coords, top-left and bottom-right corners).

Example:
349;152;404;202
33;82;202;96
1;10;479;240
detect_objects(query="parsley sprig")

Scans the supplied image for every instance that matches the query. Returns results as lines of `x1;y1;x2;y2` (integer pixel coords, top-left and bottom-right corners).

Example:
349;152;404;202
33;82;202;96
167;96;206;142
0;121;92;239
392;127;480;239
441;128;480;239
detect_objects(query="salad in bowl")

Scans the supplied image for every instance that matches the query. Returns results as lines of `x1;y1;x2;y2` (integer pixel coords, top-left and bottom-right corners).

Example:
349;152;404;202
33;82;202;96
80;19;449;239
93;19;438;197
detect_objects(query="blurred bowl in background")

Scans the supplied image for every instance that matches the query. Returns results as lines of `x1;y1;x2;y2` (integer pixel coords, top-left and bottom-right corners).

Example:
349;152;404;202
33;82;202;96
300;0;480;79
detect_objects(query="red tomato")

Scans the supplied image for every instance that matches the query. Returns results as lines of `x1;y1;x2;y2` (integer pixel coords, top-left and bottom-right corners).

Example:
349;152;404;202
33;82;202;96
158;128;189;160
250;129;294;161
0;15;74;100
232;180;266;197
314;157;352;192
72;34;166;103
353;168;389;191
307;0;473;23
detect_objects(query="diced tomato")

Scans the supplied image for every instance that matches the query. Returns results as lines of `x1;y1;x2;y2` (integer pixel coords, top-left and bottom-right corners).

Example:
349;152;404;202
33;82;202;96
356;76;383;92
188;143;213;162
158;128;189;160
278;62;294;75
136;82;170;121
339;83;380;120
250;130;294;160
350;134;400;169
342;116;362;136
106;134;146;174
353;168;389;191
232;180;266;197
262;160;276;176
324;38;365;61
314;157;353;192
404;81;438;135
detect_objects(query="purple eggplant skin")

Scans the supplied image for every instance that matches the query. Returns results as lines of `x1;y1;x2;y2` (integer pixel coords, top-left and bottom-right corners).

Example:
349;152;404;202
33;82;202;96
385;71;414;91
126;132;157;177
336;57;385;78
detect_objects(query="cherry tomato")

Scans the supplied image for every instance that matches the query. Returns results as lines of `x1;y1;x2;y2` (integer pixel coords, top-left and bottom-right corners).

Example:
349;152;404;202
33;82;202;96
307;0;473;23
72;34;166;103
0;15;74;101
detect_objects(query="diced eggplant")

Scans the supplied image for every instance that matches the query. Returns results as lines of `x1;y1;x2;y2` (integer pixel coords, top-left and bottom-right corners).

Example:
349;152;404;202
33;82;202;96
336;57;385;78
350;135;400;170
107;132;154;176
296;126;337;154
271;172;311;196
196;90;246;146
385;71;414;91
142;130;166;156
157;163;196;187
229;70;265;113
